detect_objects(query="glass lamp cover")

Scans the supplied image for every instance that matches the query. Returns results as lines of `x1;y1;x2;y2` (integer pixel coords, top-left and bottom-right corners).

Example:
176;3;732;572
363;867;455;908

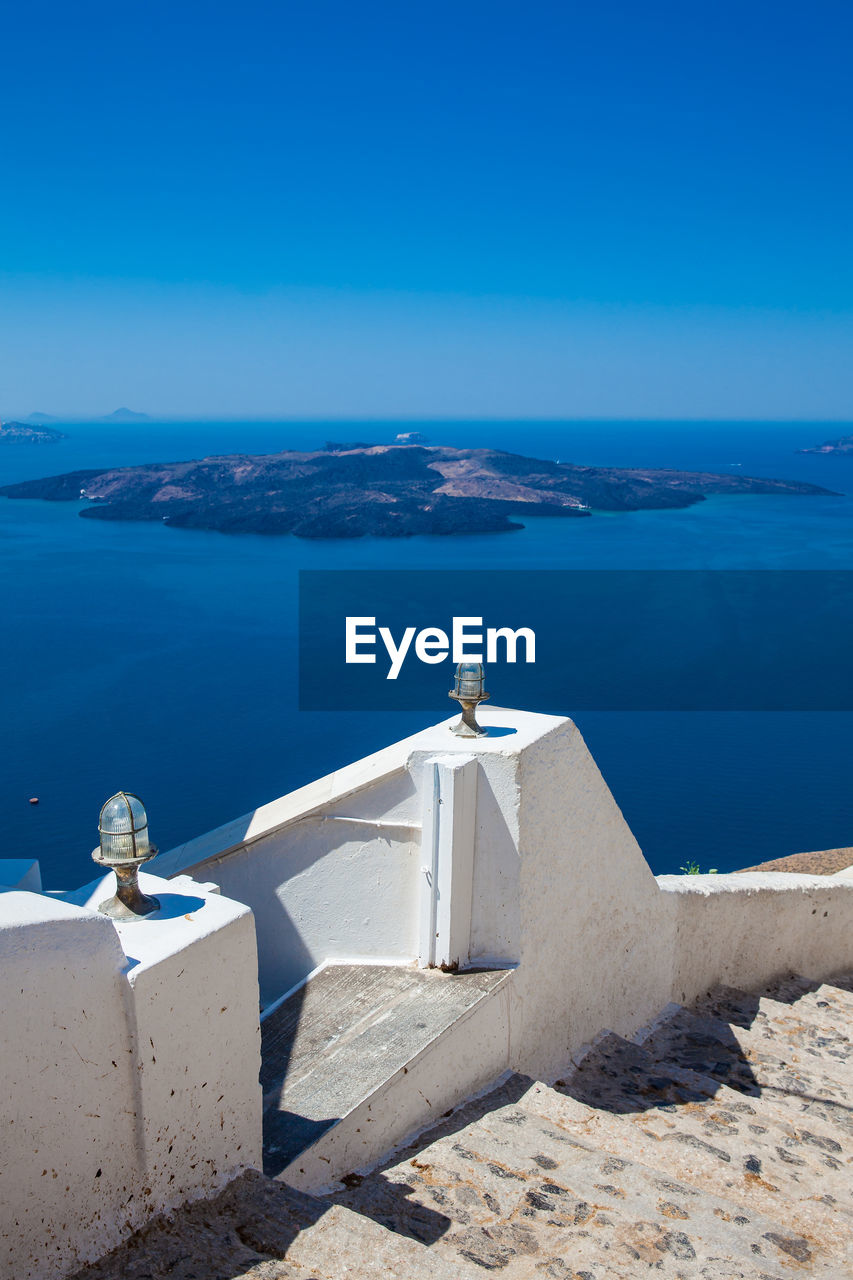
99;792;151;862
456;662;485;698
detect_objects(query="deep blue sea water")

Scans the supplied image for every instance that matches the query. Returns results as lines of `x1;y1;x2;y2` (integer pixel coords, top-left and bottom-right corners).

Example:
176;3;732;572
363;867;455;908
2;419;852;888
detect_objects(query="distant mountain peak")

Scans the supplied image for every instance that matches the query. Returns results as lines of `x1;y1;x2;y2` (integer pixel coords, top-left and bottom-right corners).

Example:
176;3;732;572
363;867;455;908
101;408;150;423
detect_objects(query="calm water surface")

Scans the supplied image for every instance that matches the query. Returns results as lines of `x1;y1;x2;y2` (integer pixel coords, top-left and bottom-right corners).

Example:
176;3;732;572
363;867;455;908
2;419;852;886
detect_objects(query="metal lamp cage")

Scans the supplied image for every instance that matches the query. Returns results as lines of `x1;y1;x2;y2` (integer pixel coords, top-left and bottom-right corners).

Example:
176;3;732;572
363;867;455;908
95;792;156;864
453;662;486;701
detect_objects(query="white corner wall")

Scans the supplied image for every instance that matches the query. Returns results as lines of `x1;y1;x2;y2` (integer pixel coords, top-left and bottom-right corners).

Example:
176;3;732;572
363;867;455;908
155;706;853;1083
0;873;262;1280
509;718;675;1080
352;710;853;1084
495;715;853;1081
0;893;137;1280
3;707;853;1277
115;874;262;1217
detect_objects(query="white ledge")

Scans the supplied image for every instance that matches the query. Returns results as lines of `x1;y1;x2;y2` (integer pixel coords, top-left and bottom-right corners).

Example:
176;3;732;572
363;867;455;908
657;870;851;895
156;706;567;878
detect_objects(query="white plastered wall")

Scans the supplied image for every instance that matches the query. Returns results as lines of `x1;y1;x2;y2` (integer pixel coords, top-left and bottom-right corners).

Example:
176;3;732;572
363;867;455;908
660;870;853;1006
0;874;262;1280
3;708;853;1275
154;707;853;1076
0;894;138;1280
509;718;675;1080
157;758;425;1006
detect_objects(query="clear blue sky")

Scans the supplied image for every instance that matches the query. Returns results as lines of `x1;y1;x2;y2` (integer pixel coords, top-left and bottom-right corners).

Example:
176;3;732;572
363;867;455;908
1;0;851;419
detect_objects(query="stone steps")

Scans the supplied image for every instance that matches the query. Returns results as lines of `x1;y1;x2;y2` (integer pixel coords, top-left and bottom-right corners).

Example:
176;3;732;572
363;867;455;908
524;1070;851;1237
695;983;853;1088
758;974;853;1014
332;976;853;1277
68;1170;482;1280
636;995;853;1146
334;1075;846;1276
71;973;853;1279
260;962;508;1180
666;1000;853;1094
559;1024;850;1168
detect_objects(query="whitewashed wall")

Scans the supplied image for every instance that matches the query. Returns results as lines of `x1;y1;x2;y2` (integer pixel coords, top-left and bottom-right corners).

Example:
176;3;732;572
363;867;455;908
158;761;425;1006
4;707;852;1274
0;874;262;1280
508;720;675;1079
0;893;137;1280
660;869;853;1006
157;705;853;1080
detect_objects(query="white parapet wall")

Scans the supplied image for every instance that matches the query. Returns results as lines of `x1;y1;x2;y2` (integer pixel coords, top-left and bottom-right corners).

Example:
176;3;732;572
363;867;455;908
659;869;853;1007
156;705;853;1084
504;714;676;1080
156;747;427;1006
0;872;262;1280
3;707;853;1271
0;892;136;1280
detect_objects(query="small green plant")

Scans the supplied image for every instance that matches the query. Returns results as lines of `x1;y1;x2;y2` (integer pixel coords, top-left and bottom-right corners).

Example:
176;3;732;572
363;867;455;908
680;860;718;875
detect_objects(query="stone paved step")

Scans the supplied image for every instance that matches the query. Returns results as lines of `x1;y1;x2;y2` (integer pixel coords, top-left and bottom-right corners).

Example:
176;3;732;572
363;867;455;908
333;1076;842;1277
648;1006;851;1102
556;1027;851;1208
786;980;853;1031
761;974;853;1013
647;1010;852;1135
708;978;853;1035
261;962;506;1175
633;994;853;1146
71;979;853;1280
68;1170;481;1280
689;985;853;1088
525;1063;852;1242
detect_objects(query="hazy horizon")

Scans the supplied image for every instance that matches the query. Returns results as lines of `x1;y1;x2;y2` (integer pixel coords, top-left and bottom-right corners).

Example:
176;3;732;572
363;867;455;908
8;413;853;426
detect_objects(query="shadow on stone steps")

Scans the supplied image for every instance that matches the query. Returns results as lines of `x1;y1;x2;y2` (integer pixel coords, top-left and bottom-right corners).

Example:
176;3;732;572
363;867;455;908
67;1171;326;1280
327;1074;537;1246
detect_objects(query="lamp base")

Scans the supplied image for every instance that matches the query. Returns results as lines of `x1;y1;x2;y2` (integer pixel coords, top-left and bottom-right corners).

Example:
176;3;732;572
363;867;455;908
450;700;488;737
98;889;161;922
95;858;161;922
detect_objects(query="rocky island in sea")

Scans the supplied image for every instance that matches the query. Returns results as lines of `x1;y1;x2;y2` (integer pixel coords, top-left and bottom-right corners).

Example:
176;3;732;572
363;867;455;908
799;434;853;454
0;442;835;537
0;420;67;444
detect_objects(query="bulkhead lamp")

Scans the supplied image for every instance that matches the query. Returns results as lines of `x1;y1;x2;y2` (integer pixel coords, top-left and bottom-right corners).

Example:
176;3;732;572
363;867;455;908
448;662;489;737
92;791;160;921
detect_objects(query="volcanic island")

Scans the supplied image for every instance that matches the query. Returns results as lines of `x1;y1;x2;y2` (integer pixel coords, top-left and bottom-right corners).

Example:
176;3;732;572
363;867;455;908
0;421;67;444
799;434;853;455
0;442;836;537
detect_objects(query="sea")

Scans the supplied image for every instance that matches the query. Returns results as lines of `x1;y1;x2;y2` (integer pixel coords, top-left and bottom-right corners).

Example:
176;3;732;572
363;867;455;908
2;419;852;889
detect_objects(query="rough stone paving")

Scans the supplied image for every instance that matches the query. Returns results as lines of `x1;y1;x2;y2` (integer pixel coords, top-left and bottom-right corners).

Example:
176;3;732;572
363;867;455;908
737;849;853;876
73;974;853;1279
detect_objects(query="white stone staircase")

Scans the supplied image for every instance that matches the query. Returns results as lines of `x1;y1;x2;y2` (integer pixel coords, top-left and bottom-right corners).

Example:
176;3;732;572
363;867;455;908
71;973;853;1280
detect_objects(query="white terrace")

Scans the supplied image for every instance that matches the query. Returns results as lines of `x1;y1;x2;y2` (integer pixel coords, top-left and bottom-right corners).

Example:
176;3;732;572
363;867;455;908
2;707;852;1279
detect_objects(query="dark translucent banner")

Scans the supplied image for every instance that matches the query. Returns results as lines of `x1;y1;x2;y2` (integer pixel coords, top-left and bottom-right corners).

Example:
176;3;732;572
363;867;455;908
298;570;853;712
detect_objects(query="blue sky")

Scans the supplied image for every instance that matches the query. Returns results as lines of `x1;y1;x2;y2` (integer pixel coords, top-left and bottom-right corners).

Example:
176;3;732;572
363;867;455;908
1;0;851;419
